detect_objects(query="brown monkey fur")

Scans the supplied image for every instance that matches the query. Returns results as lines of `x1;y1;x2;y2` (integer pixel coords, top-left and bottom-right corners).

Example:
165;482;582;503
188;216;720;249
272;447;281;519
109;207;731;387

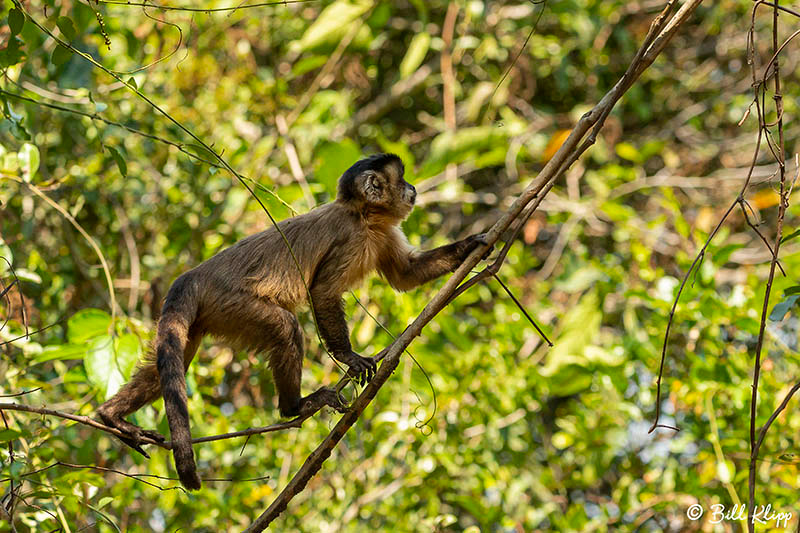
96;153;487;490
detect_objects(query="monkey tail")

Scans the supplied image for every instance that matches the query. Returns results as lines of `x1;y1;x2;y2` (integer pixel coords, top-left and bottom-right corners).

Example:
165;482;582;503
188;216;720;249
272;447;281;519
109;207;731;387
155;273;202;491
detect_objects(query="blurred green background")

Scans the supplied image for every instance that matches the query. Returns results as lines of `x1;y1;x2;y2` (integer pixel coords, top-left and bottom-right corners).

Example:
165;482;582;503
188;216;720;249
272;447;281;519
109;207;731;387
1;0;800;531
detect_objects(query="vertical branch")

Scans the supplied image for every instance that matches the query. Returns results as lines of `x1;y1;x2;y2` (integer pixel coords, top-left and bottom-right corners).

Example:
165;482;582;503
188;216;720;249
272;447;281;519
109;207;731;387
441;2;459;184
747;1;787;529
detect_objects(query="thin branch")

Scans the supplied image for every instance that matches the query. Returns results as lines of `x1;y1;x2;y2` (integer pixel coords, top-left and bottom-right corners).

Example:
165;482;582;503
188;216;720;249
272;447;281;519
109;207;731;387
0;320;67;347
490;272;552;346
650;0;772;432
0;401;318;448
0;90;217;167
16;462;185;492
93;0;318;12
747;0;787;528
0;402;165;447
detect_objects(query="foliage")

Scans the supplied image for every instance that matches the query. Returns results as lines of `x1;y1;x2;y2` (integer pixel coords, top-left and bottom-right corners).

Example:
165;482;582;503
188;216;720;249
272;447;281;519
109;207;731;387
1;0;800;531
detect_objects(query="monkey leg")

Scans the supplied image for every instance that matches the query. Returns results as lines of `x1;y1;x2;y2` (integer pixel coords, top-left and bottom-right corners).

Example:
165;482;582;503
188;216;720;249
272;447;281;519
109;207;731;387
249;304;345;418
96;329;202;457
97;364;165;456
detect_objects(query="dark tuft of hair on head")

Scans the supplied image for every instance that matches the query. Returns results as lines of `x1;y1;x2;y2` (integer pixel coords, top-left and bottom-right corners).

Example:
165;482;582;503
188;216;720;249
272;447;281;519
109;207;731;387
337;153;404;201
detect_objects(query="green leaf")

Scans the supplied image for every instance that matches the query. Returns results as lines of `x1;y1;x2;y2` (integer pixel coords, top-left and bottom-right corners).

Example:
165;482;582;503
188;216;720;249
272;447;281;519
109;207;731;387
33;344;87;363
547;364;594;397
127;77;138;90
541;292;602;377
115;333;142;380
84;335;118;398
314;139;362;195
0;429;22;442
52;44;72;66
290;55;327;78
9;8;25;35
96;497;115;510
784;286;800;296
56;16;77;41
104;145;127;177
0;36;26;68
780;228;800;244
418;126;510;179
84;334;142;398
769;294;800;321
399;32;430;78
293;0;372;51
6;118;31;140
555;267;605;293
615;142;641;163
713;243;744;265
18;143;40;182
67;308;111;344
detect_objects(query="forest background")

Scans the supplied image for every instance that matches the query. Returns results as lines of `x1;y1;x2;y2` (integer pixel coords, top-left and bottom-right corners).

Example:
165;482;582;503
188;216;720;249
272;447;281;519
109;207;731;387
1;0;800;531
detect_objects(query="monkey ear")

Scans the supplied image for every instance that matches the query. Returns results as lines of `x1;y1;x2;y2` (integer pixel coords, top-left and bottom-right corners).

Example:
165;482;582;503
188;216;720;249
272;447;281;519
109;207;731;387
359;172;383;202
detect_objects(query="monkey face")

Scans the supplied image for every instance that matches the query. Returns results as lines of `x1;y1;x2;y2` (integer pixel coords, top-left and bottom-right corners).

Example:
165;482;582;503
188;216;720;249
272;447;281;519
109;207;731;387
337;153;415;220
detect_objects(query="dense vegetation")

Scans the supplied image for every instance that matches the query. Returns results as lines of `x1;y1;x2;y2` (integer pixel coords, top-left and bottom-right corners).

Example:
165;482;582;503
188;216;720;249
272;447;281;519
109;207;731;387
1;0;799;530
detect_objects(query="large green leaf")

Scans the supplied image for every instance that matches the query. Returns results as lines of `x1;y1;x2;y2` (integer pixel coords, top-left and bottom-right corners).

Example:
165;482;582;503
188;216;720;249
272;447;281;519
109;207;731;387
541;292;603;378
84;334;141;399
68;308;111;343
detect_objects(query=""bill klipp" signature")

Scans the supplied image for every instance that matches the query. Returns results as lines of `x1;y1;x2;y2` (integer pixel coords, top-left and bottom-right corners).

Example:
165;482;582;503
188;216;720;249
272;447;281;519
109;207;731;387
686;503;793;528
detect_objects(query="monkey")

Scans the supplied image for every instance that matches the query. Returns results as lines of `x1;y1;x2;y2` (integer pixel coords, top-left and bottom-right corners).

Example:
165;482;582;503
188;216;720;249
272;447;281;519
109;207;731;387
96;153;489;490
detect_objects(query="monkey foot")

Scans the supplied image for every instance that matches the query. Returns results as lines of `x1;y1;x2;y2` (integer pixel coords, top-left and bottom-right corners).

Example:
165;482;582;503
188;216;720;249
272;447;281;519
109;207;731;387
468;233;493;261
96;413;165;458
334;350;377;386
297;388;347;417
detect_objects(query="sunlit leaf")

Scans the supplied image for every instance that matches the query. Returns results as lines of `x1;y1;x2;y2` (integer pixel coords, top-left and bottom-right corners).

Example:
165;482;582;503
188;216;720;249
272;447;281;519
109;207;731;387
780;228;800;244
293;0;372;51
399;32;430;78
615;142;640;163
18;143;40;182
67;308;111;343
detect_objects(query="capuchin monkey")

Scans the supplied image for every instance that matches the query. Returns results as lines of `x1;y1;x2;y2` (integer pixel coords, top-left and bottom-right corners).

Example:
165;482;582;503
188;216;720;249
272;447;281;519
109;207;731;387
97;153;489;490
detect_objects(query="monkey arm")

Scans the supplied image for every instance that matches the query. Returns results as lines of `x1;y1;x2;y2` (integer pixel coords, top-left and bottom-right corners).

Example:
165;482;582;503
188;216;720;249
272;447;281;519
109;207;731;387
379;234;486;292
310;292;351;353
309;290;376;384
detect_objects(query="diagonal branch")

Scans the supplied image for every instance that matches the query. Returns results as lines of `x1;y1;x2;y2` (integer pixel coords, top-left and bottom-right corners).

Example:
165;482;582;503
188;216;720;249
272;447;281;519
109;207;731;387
246;1;704;529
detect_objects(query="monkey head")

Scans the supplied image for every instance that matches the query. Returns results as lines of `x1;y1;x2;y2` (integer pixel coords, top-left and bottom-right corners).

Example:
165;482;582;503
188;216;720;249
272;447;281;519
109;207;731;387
337;153;416;220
